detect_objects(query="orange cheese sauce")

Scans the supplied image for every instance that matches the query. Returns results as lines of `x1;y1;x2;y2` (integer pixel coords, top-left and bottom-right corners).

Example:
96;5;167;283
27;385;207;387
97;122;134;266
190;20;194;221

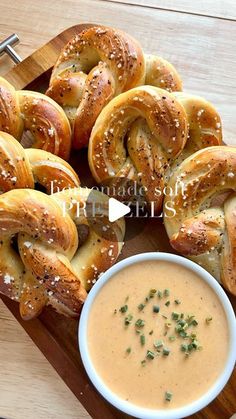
87;260;229;409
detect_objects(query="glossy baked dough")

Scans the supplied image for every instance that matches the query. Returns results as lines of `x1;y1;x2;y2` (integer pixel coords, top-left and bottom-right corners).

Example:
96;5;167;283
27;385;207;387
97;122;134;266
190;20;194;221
0;77;71;160
164;146;236;295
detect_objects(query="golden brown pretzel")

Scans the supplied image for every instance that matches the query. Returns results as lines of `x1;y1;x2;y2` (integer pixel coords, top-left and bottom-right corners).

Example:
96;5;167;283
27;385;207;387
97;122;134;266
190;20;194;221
46;25;146;149
0;131;80;193
145;54;182;92
0;187;125;319
164;146;236;295
0;77;72;160
88;86;222;213
46;25;183;150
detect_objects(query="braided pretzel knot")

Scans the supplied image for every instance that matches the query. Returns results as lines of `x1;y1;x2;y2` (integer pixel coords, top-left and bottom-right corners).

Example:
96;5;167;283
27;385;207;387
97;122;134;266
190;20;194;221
0;77;71;160
0;131;80;193
88;86;222;213
47;26;183;150
46;25;146;149
0;188;125;319
164;146;236;295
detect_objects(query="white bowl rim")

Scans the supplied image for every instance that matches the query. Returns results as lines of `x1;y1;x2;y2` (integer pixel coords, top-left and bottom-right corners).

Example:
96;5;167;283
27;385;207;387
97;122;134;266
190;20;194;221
78;252;236;419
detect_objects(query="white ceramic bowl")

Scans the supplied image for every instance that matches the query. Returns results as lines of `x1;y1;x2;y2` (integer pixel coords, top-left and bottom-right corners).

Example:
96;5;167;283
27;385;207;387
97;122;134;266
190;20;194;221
79;252;236;419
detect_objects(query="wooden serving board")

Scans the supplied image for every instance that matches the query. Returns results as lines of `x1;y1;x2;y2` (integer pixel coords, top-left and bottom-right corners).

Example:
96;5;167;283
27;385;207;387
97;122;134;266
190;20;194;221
1;25;236;419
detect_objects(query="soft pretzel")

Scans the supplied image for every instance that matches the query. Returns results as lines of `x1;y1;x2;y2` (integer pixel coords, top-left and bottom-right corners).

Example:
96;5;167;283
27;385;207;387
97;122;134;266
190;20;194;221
46;25;182;150
0;131;80;193
145;54;182;92
164;146;236;295
0;188;125;319
0;77;71;160
46;25;145;149
88;86;222;213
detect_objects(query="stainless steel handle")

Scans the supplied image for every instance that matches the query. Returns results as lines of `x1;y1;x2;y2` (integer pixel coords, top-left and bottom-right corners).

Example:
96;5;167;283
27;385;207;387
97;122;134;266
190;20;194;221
0;34;22;64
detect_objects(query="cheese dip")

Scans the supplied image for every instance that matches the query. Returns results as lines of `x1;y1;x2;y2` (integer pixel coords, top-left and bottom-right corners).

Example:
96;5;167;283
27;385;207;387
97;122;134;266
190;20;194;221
87;260;229;409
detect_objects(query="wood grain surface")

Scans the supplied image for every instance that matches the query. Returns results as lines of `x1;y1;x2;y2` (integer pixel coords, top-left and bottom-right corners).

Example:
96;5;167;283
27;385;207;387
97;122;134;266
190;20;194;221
0;1;235;419
0;299;90;419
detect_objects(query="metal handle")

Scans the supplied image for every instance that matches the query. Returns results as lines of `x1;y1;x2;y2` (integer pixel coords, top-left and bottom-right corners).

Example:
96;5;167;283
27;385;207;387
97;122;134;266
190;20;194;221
0;34;22;64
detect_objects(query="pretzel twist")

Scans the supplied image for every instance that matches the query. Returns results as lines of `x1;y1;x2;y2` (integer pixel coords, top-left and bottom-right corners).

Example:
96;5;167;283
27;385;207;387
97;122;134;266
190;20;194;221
46;25;145;149
46;25;182;150
0;131;80;193
164;146;236;296
0;77;71;160
0;132;125;318
0;187;125;319
88;86;222;213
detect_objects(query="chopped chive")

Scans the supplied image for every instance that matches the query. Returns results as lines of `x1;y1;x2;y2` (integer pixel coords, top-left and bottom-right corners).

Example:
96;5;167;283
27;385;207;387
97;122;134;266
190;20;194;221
120;305;128;313
154;340;164;349
165;300;170;307
153;305;160;313
140;334;145;346
164;289;170;297
165;391;173;402
157;290;163;299
145;296;150;302
136;329;141;334
149;330;154;335
169;335;176;342
162;314;168;319
135;318;145;328
146;350;155;360
192;339;199;349
174;299;181;305
149;289;157;298
163;347;170;356
171;312;180;321
163;330;168;336
191;319;198;326
179;330;188;338
141;359;146;366
181;344;188;352
205;316;213;324
126;347;131;354
124;314;133;325
138;303;145;311
187;343;194;352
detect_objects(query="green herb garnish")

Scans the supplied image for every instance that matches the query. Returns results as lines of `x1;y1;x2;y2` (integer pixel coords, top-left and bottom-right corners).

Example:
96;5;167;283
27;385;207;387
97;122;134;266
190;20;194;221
138;303;145;311
140;334;145;346
165;300;170;307
146;350;155;360
149;289;157;298
126;347;131;354
124;314;133;325
205;316;213;324
164;289;170;297
120;305;128;313
157;290;163;299
174;299;181;305
169;335;176;342
163;347;170;356
154;340;164;349
171;312;180;321
135;319;145;328
165;391;173;402
153;305;160;313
